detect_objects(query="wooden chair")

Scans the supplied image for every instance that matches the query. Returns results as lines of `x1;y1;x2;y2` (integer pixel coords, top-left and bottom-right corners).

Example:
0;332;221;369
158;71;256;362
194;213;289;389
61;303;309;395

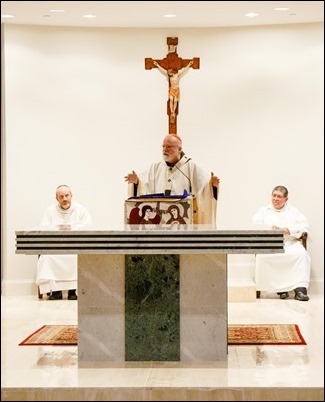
37;255;50;299
256;232;308;299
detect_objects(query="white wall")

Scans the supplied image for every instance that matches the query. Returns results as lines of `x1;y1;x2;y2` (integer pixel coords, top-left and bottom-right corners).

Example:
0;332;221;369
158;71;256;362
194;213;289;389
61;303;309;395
2;23;324;295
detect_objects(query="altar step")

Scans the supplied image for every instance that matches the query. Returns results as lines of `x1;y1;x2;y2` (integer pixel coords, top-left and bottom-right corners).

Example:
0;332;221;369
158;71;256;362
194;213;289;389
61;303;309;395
2;386;323;401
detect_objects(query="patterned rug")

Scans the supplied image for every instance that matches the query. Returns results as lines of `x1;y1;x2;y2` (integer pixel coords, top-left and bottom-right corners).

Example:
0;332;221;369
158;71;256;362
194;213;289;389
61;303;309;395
19;324;306;346
228;324;306;345
19;325;78;346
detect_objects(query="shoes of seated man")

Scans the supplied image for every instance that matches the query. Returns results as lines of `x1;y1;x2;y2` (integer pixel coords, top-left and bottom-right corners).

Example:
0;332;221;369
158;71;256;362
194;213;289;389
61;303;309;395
68;289;78;300
294;287;309;301
49;290;63;300
277;292;289;300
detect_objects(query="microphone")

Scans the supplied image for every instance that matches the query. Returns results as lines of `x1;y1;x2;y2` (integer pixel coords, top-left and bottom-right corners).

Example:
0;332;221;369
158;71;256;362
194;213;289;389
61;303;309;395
174;162;192;194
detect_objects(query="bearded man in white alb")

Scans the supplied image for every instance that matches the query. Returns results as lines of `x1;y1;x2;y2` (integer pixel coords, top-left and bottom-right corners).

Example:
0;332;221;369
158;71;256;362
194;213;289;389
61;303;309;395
36;185;93;300
252;185;311;301
124;133;220;225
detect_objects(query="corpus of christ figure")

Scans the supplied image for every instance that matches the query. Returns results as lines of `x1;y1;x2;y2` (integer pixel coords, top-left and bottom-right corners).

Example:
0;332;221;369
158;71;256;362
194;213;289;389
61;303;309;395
145;37;200;134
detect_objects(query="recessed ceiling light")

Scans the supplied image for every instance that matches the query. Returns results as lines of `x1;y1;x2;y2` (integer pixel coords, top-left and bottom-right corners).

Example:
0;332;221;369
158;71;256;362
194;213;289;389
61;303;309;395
163;14;176;18
1;14;15;19
274;8;290;11
83;14;96;19
244;12;259;18
50;10;65;13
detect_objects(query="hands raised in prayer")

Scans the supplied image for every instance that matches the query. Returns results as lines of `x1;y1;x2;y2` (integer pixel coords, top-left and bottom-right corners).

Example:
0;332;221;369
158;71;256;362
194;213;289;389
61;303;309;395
126;170;219;189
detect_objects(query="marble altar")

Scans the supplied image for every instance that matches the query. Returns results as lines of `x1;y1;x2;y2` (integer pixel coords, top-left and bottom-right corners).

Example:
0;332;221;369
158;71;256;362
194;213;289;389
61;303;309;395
16;226;284;363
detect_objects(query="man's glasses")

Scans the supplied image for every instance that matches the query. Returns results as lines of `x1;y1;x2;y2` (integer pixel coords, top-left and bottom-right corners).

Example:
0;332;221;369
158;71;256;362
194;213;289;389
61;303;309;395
162;145;178;149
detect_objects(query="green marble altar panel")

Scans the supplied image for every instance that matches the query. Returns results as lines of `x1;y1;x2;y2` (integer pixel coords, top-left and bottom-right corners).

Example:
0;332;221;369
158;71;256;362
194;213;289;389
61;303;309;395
125;254;180;361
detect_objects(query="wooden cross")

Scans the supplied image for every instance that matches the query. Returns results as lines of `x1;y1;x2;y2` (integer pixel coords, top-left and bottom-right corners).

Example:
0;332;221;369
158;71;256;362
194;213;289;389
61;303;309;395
145;37;200;134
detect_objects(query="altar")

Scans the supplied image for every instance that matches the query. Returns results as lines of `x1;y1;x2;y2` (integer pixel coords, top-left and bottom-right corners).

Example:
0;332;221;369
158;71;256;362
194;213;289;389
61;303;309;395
15;226;284;363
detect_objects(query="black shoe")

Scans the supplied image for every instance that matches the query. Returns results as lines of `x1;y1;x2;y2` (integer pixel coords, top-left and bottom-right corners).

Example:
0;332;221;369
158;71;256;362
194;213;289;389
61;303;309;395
68;289;77;300
277;292;289;300
294;287;309;301
49;291;63;300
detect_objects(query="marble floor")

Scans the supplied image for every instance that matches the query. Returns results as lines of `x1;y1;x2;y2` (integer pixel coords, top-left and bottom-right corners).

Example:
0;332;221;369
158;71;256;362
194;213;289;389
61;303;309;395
1;291;324;401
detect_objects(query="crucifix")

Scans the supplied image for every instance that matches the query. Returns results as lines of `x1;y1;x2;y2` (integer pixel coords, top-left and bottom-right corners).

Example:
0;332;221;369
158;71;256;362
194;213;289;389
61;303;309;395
145;37;200;134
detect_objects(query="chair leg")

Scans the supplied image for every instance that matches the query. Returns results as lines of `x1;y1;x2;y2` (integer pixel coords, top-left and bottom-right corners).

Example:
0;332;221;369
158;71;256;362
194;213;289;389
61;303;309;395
256;290;261;298
38;286;43;299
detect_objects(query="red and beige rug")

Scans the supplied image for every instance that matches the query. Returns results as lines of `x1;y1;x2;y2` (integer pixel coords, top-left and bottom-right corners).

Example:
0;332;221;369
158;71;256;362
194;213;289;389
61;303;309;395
19;323;306;346
19;325;78;346
228;324;306;345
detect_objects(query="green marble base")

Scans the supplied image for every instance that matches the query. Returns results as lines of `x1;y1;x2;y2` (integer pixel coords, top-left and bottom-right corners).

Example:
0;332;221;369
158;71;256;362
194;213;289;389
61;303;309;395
125;254;180;361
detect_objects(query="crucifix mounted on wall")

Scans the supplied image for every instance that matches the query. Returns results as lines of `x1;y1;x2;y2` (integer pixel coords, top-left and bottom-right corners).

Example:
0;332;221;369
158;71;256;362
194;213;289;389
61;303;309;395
145;37;200;134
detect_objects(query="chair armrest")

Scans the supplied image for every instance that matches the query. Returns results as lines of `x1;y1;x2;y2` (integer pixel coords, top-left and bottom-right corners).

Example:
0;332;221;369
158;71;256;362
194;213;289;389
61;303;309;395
299;232;308;250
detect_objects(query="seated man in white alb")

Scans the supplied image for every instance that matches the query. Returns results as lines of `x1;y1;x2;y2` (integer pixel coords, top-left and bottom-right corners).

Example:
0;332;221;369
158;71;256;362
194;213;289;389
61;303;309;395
36;185;93;300
252;185;311;301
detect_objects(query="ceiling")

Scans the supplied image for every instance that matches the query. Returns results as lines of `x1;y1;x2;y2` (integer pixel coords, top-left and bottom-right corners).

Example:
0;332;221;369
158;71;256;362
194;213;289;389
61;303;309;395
1;1;324;28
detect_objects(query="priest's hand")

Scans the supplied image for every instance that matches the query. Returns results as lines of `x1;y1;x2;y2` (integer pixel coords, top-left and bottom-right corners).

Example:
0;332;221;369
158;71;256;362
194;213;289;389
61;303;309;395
124;170;138;184
272;225;290;235
210;172;220;187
